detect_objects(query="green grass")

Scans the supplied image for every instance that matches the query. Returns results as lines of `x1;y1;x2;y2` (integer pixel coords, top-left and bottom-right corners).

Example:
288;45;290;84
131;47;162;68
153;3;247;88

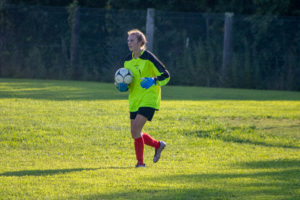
0;78;299;200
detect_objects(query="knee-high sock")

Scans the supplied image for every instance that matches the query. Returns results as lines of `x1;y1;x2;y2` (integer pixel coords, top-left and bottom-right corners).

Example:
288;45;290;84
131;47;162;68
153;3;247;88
142;132;160;149
134;137;144;164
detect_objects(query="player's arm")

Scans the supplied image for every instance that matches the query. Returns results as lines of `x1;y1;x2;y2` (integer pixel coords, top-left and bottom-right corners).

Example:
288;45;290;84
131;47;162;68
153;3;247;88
148;52;170;86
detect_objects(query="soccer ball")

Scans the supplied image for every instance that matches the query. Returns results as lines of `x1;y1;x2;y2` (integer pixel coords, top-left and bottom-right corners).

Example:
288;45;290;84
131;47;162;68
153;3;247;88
114;68;133;84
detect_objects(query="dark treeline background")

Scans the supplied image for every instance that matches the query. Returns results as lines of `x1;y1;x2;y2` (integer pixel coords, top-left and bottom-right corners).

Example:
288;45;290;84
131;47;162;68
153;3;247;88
1;0;300;90
5;0;300;16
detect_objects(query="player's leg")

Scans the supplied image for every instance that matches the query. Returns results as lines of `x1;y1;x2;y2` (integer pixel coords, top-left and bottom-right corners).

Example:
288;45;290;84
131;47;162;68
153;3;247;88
136;107;166;163
131;114;147;167
142;132;166;163
131;114;147;139
142;132;160;149
133;107;160;148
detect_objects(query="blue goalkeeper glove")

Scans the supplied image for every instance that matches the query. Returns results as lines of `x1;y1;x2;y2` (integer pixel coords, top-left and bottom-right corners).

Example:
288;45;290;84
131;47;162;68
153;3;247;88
140;77;157;89
115;82;128;92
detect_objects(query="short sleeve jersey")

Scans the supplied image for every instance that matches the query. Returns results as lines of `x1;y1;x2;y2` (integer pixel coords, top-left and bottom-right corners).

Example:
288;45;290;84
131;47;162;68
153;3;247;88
123;50;170;112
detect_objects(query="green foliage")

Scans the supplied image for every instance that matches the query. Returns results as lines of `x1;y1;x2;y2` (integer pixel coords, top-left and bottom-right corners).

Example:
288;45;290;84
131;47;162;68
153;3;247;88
1;3;300;90
5;0;300;16
253;0;291;15
173;38;220;86
233;14;300;90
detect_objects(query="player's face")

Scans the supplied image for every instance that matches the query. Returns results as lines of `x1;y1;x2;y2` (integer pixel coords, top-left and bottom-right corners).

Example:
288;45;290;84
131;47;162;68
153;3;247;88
128;34;141;52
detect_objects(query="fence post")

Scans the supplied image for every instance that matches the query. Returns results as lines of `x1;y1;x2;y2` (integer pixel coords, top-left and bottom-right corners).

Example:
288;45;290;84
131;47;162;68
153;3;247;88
146;8;155;51
221;12;234;82
70;4;80;80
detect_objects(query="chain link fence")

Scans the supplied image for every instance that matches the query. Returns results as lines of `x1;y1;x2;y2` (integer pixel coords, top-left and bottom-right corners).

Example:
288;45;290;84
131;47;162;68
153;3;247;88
0;4;299;90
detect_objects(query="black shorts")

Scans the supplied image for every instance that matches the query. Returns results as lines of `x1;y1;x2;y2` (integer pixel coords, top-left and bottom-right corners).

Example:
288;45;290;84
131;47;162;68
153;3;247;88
130;107;156;121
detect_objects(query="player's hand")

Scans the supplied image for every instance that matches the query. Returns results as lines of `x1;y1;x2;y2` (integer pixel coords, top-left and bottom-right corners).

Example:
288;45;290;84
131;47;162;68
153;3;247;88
140;77;156;89
115;82;128;92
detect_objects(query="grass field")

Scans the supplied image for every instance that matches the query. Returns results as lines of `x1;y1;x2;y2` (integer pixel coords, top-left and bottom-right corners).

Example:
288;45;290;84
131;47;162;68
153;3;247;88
0;78;299;200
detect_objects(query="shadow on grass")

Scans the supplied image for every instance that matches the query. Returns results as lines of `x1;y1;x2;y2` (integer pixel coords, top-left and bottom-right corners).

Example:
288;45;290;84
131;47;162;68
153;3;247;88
153;160;300;182
72;188;233;200
70;159;300;200
185;129;300;149
1;78;300;101
238;159;300;169
0;166;132;177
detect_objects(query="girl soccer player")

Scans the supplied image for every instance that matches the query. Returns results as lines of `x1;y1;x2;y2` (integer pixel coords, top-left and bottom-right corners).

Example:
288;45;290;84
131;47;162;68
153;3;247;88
115;29;170;167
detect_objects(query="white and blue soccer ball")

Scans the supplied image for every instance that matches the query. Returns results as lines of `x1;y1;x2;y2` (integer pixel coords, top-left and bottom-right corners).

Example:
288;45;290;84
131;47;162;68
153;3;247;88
114;68;133;84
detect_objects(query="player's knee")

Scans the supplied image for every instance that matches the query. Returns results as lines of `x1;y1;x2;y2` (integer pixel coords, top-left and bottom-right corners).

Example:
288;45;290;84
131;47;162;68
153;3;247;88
131;127;141;139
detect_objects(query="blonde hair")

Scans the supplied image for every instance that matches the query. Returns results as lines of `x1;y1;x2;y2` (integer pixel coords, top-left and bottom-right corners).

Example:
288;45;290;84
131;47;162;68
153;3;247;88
128;29;147;49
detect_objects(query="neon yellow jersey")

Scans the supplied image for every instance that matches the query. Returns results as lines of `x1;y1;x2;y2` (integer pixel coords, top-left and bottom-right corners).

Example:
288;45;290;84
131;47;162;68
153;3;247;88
123;50;170;112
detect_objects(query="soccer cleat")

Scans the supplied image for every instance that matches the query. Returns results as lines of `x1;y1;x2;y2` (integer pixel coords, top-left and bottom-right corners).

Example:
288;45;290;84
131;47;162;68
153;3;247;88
135;163;146;168
153;141;166;163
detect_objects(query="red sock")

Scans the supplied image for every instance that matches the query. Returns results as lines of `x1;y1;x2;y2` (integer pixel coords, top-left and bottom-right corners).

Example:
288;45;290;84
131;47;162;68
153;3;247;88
134;137;144;165
142;132;160;149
